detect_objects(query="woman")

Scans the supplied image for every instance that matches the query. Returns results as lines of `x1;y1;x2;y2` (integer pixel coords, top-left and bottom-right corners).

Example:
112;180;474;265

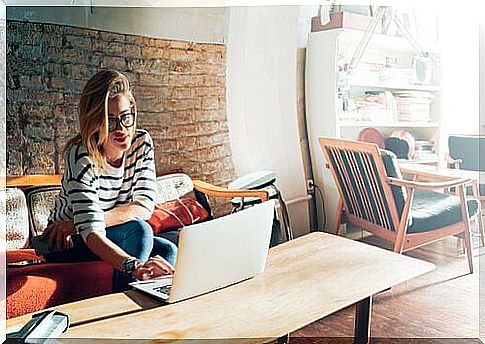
43;69;177;291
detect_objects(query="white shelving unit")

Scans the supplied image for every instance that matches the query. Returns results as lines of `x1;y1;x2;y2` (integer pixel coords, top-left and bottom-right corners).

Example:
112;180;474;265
305;28;442;231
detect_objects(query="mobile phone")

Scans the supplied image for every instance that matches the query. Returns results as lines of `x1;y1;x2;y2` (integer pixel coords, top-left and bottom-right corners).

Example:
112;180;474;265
32;235;59;256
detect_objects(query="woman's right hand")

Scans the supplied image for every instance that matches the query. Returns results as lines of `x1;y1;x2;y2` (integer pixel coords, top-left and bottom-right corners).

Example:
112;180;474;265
42;220;76;252
132;255;175;281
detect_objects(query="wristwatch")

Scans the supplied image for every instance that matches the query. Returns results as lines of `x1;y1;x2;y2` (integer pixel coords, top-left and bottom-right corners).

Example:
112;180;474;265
121;257;141;275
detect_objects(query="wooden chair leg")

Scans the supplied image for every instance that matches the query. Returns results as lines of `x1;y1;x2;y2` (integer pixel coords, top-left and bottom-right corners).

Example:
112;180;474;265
471;181;485;246
479;212;485;247
393;189;414;254
459;185;474;274
332;197;343;235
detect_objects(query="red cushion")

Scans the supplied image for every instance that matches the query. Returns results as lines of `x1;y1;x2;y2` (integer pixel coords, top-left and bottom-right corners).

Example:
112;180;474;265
7;261;113;319
7;249;45;264
147;198;209;234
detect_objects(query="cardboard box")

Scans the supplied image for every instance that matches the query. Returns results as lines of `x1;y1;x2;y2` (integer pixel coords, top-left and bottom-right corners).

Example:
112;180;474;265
311;12;372;32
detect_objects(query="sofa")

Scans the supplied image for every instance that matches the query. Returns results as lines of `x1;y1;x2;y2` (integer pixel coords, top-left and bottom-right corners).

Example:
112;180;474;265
6;173;269;319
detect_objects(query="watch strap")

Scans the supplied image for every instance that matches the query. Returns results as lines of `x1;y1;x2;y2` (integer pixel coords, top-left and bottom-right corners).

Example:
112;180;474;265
121;257;141;275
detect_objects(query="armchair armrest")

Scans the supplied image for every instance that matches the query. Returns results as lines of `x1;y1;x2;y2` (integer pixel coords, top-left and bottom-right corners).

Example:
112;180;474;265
388;177;471;191
445;154;462;169
193;180;269;202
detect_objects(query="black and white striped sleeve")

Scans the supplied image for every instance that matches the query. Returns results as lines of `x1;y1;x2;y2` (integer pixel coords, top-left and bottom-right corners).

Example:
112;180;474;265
132;132;157;214
66;145;106;242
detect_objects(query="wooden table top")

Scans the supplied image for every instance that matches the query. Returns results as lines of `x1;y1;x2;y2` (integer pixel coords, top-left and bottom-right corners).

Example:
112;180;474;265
8;232;434;342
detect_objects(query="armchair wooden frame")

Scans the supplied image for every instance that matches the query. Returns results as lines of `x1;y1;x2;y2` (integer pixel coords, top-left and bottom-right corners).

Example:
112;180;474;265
319;137;477;273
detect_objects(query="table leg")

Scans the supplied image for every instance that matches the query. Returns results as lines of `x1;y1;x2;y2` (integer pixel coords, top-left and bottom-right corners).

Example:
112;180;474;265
277;333;289;344
354;295;372;344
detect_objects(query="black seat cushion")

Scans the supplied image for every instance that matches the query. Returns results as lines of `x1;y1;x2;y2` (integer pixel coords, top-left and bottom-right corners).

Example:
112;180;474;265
407;190;480;233
381;149;407;220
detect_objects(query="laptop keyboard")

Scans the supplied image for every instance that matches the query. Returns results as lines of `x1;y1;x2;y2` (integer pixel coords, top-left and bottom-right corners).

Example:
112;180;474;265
152;284;172;295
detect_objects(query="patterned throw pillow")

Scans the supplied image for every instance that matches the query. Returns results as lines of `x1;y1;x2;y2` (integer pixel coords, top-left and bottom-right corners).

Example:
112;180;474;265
156;173;194;204
4;188;30;249
24;186;61;237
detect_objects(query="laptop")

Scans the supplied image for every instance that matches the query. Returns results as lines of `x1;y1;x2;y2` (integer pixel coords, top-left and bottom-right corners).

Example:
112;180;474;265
130;200;275;303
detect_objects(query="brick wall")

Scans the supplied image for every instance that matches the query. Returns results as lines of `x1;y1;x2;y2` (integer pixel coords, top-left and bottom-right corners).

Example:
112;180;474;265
7;20;236;214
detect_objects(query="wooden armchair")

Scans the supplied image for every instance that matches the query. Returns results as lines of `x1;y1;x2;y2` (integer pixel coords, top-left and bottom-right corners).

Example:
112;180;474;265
448;135;485;207
319;137;481;273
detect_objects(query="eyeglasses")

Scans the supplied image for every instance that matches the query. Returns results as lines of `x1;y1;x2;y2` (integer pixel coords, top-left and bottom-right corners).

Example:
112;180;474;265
108;111;135;132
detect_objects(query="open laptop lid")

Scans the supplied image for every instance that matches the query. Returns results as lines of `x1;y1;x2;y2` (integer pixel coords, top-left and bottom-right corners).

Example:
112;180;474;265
169;200;275;303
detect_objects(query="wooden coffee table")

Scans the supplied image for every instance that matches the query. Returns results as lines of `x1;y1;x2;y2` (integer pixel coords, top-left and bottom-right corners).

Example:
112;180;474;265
7;232;434;343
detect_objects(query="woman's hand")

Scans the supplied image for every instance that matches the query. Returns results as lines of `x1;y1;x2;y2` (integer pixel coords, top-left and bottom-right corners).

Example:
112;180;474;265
42;220;76;252
131;255;175;281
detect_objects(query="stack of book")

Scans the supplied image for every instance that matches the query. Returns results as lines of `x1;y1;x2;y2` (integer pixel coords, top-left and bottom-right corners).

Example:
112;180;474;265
414;139;439;161
393;91;434;122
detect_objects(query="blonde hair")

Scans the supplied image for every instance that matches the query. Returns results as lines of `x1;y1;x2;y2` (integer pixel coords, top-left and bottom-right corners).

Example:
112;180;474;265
64;70;136;171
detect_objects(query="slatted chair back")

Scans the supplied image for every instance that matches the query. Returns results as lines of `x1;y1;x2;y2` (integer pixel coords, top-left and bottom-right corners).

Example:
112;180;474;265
319;137;401;232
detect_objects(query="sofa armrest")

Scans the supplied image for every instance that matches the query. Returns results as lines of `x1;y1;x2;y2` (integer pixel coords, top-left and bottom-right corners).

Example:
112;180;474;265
193;180;269;202
7;175;62;188
7;249;45;264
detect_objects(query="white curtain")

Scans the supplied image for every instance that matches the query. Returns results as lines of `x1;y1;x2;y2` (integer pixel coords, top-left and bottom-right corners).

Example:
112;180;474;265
226;6;309;234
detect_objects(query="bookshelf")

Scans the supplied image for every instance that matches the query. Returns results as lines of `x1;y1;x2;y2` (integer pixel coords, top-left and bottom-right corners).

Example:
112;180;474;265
305;28;442;231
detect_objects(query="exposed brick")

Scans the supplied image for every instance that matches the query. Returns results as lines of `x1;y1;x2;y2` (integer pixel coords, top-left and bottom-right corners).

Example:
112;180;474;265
71;64;96;79
141;36;169;48
194;110;226;122
203;75;225;86
169;41;193;50
6;20;235;185
201;97;219;110
164;99;199;112
192;62;226;75
169;48;197;62
128;59;164;75
132;86;168;99
171;87;193;99
168;74;204;87
138;72;168;86
168;111;195;125
123;44;141;58
65;35;92;50
136;95;165;112
44;92;65;105
101;56;127;71
99;31;125;42
65;26;98;37
47;47;63;61
141;46;163;59
169;61;192;73
48;77;66;90
94;40;124;56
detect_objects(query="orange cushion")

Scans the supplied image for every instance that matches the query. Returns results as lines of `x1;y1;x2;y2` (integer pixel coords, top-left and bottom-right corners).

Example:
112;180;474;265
7;249;45;264
147;198;209;234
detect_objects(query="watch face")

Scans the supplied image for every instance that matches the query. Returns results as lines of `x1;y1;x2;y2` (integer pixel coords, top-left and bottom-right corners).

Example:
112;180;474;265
123;258;138;274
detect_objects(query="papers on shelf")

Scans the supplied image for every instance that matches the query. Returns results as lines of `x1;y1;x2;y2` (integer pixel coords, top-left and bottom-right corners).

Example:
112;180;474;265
393;91;434;122
342;89;435;123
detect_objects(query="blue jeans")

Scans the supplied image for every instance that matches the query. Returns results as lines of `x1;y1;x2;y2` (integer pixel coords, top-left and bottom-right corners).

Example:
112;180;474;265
45;219;178;292
108;220;178;291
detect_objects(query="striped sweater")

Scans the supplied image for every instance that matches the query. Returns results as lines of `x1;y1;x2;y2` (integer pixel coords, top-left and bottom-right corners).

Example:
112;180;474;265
49;129;157;242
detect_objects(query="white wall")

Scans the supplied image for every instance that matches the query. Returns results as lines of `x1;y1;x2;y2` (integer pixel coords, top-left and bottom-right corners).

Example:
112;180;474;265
438;6;480;139
7;6;228;43
480;20;485;135
226;6;310;236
